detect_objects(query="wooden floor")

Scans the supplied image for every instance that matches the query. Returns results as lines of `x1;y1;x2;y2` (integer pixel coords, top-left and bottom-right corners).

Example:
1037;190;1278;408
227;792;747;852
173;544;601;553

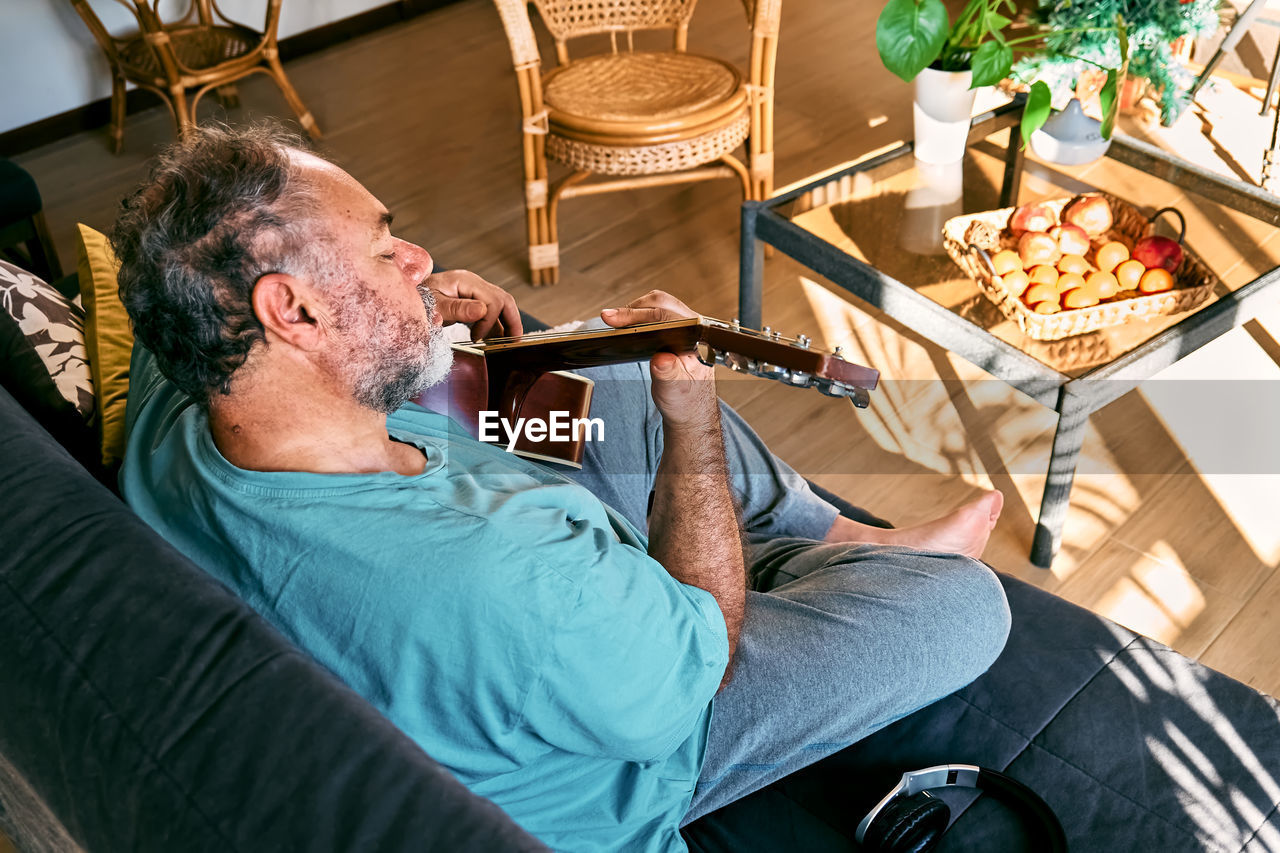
14;0;1280;698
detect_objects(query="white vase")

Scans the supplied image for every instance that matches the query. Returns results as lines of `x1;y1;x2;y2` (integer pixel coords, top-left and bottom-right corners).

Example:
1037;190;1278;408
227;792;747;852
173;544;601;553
900;160;965;255
912;67;977;165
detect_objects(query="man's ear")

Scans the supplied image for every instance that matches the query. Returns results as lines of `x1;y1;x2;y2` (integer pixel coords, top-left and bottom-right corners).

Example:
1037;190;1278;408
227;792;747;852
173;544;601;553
253;273;324;350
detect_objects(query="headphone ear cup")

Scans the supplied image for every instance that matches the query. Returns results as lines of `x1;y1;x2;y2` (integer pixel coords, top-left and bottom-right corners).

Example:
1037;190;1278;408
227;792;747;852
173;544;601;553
861;791;950;853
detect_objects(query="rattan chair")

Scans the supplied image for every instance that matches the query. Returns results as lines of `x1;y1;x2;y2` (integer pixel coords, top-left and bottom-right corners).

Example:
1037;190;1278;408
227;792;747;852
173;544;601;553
69;0;321;153
492;0;781;285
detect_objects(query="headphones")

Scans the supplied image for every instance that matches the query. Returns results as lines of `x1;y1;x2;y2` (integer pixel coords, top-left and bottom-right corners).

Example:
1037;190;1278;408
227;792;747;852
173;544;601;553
855;764;1067;853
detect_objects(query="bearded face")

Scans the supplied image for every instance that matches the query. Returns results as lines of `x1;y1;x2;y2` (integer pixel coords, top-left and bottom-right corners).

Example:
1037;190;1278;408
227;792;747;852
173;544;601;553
327;276;453;414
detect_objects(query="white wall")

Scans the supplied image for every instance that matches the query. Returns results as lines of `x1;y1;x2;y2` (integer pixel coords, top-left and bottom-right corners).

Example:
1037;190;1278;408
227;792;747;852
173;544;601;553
0;0;390;135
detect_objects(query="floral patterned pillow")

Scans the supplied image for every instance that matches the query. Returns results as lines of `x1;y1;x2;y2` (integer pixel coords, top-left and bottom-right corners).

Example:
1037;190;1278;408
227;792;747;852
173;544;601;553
0;259;95;418
0;259;99;464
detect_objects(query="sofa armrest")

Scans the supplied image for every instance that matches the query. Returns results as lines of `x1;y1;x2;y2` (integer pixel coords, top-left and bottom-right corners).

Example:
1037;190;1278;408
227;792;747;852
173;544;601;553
0;384;545;852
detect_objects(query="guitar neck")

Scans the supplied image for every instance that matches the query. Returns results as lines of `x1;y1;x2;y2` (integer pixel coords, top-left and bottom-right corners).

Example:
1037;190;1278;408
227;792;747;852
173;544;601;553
474;317;880;394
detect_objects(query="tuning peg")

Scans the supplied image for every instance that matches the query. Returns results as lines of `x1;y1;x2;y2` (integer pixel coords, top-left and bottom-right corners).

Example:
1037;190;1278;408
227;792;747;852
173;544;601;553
732;318;741;330
796;334;810;348
757;362;784;378
833;346;843;358
762;325;772;335
771;329;782;339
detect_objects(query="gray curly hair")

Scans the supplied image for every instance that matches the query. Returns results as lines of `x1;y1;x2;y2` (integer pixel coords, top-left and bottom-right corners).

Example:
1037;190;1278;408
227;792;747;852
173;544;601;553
111;123;323;405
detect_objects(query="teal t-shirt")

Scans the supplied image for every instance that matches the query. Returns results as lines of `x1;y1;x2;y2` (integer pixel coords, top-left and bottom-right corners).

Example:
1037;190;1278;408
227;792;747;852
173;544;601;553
120;347;729;851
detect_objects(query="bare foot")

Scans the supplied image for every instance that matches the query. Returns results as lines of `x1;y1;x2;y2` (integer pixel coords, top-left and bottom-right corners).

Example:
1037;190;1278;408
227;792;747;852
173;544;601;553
824;490;1004;559
892;491;1003;559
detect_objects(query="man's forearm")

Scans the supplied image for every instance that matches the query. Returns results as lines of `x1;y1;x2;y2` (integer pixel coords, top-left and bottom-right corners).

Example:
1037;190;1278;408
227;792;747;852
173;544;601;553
647;414;746;687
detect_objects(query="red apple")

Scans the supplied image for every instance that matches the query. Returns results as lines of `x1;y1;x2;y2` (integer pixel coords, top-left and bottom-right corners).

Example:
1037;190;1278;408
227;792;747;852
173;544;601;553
1061;194;1114;237
1131;235;1183;273
1018;231;1059;267
1049;223;1091;256
1008;203;1056;236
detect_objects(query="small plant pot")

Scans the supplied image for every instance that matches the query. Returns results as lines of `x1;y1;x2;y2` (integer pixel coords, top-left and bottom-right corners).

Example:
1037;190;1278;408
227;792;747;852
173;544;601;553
1030;98;1111;166
913;66;977;165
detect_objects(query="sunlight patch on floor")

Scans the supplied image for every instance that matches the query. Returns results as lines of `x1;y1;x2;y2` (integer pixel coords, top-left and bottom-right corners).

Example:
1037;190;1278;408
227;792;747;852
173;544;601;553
1195;475;1280;566
1135;325;1280;567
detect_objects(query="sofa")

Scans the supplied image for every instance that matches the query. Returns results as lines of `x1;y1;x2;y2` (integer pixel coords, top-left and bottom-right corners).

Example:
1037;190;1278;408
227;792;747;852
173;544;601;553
3;257;1280;852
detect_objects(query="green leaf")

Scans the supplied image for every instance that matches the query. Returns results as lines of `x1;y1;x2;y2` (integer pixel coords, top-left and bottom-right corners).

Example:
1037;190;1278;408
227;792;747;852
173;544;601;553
1099;69;1117;139
986;12;1012;31
1020;80;1052;148
1100;16;1129;140
876;0;950;82
970;39;1013;88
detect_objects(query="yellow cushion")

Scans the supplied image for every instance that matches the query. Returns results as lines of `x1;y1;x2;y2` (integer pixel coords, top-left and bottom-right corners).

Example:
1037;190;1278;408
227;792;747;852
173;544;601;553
76;223;133;468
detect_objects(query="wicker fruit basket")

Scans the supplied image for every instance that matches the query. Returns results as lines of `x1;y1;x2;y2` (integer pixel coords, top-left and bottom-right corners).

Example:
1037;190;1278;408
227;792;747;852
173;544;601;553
942;192;1219;341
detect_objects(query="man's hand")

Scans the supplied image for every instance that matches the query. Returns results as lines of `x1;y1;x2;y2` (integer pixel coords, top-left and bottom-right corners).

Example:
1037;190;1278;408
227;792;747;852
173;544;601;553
601;291;717;432
427;270;522;341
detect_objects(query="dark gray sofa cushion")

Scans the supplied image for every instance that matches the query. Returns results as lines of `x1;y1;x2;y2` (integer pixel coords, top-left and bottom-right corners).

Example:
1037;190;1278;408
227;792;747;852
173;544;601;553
0;384;545;852
684;572;1280;852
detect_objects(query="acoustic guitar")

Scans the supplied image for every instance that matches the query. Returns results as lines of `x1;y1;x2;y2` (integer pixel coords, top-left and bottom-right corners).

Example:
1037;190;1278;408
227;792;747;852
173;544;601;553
414;317;878;468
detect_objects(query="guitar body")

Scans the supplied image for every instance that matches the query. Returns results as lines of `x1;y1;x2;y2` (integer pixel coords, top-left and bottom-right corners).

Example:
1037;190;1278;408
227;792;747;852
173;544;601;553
415;317;878;467
414;346;594;468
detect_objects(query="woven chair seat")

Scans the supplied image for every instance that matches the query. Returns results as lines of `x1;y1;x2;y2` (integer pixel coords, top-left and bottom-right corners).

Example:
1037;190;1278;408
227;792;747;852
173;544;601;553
544;52;747;145
118;24;261;81
547;112;750;176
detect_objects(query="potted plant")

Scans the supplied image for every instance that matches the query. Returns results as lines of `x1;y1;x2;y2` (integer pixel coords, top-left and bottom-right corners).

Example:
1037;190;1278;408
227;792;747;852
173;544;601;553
876;0;1126;162
1012;0;1224;127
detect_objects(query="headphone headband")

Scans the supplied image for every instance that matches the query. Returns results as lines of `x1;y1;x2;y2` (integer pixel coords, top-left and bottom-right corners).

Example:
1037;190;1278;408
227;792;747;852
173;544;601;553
855;764;1066;852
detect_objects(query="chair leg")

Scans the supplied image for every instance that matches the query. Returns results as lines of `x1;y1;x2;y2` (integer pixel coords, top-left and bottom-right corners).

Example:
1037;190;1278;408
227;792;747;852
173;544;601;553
265;54;321;139
525;201;556;287
539;171;589;287
170;86;194;140
215;83;241;109
110;72;126;154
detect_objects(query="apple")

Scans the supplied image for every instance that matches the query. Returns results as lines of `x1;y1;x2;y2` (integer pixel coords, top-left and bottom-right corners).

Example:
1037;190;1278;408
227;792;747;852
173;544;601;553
1018;231;1059;267
1061;194;1114;237
1131;234;1183;274
1049;223;1090;256
1008;203;1056;236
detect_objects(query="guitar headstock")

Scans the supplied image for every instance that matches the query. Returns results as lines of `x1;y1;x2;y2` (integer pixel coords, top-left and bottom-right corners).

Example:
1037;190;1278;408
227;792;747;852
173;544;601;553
698;319;879;408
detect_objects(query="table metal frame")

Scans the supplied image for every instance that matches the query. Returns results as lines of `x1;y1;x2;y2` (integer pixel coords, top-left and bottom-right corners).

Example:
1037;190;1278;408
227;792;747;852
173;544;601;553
739;99;1280;567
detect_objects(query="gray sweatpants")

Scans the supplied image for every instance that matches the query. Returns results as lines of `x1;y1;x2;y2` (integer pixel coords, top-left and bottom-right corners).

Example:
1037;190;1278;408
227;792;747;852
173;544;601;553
556;363;1011;824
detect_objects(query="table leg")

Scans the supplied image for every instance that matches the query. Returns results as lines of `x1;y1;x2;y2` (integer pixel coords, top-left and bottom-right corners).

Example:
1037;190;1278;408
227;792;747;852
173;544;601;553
1030;391;1090;568
1000;130;1025;209
739;201;765;330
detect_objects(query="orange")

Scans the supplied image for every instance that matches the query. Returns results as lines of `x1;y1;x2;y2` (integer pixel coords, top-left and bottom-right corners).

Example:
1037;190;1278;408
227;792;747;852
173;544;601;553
1057;254;1090;276
1056;272;1086;293
1115;259;1145;290
1086;270;1119;299
1028;264;1059;287
1023;283;1059;306
991;249;1022;276
1094;241;1129;274
1032;301;1061;314
1001;269;1030;298
1138;267;1175;293
1062;288;1100;309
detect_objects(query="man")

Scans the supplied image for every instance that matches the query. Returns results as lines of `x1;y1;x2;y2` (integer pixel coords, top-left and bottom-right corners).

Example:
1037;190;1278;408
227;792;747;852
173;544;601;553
115;124;1010;851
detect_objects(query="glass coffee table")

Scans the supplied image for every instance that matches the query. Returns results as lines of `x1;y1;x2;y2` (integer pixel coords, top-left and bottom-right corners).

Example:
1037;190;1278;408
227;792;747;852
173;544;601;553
739;98;1280;567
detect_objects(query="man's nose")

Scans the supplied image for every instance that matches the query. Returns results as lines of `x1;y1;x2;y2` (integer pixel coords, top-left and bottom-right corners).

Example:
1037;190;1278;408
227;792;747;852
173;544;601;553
395;238;433;282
